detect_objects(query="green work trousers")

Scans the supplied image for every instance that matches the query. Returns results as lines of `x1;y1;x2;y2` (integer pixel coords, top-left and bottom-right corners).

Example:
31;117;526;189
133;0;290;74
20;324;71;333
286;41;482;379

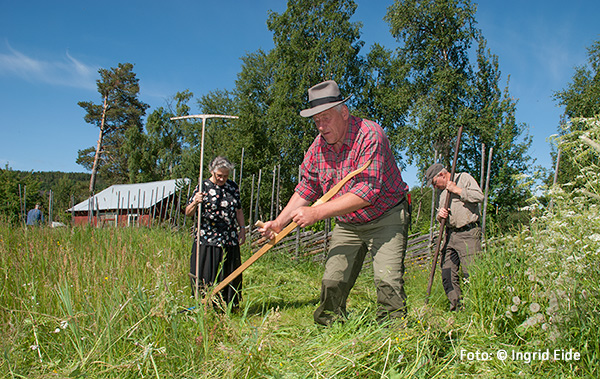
313;201;409;325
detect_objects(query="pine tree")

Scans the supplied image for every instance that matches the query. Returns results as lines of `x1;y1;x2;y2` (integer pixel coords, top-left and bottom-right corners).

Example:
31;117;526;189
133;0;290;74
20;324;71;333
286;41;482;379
77;63;149;194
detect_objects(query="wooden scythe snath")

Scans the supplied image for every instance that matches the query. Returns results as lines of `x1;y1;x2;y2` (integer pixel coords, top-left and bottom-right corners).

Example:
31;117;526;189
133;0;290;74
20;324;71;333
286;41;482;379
203;159;373;304
170;114;239;302
425;125;464;304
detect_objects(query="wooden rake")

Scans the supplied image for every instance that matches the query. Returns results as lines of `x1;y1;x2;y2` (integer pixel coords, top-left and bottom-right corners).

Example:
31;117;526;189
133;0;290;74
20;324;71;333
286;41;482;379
203;159;373;304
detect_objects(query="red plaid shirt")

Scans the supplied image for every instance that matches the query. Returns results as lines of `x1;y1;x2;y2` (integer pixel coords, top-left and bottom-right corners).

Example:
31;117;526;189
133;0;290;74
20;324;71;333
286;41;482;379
295;115;408;223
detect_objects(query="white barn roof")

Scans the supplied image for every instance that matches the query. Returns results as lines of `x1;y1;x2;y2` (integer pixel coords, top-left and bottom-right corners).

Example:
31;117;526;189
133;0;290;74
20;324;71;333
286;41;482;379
69;178;191;212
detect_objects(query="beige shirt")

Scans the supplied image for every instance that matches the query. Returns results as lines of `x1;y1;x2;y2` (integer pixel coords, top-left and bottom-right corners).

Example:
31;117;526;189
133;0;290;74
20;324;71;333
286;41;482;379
438;172;484;229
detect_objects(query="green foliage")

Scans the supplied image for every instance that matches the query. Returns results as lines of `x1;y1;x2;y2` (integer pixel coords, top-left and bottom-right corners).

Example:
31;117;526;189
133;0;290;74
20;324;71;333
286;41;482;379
555;116;600;199
466;188;599;377
0;165;43;224
384;0;480;167
552;38;600;186
69;1;536;221
77;63;150;190
381;0;534;215
554;39;600;120
354;43;412;166
263;0;365;199
408;185;437;235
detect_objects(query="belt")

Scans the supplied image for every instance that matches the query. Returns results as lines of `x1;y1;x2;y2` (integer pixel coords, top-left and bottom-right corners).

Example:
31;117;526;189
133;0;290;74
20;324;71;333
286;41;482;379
448;221;480;233
395;194;410;207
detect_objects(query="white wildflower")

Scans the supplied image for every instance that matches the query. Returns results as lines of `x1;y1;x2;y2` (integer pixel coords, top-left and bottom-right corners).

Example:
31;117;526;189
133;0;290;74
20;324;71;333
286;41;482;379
529;303;541;313
397;353;404;363
589;234;600;242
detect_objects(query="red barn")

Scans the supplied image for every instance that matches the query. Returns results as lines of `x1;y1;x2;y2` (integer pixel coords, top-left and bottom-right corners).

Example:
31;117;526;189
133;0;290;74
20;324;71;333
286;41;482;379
68;178;191;227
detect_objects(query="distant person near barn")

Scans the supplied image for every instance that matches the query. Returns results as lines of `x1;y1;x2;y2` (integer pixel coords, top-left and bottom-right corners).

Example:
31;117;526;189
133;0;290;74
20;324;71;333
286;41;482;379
26;203;44;226
185;156;246;309
425;163;484;312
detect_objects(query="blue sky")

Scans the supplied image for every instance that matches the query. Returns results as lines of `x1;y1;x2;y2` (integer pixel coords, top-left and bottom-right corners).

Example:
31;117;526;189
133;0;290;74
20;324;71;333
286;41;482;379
1;0;599;189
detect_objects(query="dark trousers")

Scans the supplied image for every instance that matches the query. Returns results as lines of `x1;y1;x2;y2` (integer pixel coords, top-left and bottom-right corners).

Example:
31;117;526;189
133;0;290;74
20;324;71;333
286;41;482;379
440;226;481;311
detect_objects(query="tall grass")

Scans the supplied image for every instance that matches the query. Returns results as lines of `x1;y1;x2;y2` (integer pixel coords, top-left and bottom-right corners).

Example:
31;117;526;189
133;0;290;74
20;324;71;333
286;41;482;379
0;198;597;378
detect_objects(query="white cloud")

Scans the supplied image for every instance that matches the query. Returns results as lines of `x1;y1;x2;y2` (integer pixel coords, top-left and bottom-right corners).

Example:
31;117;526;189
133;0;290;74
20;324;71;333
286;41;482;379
0;43;98;90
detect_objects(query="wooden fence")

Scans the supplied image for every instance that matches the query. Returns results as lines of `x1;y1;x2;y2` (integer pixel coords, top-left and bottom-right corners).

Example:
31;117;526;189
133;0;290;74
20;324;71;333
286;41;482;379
248;225;435;266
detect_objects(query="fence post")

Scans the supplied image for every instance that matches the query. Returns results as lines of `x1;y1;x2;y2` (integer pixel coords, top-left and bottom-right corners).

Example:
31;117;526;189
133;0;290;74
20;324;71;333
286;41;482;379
482;147;493;246
270;165;276;220
553;148;561;186
254;169;262;226
295;165;301;258
137;189;142;226
151;189;156;227
182;181;191;228
18;184;25;225
142;191;147;227
127;191;131;226
48;190;53;225
480;143;485;188
239;147;245;193
429;151;438;255
158;186;166;225
276;164;281;217
249;174;255;237
117;191;121;227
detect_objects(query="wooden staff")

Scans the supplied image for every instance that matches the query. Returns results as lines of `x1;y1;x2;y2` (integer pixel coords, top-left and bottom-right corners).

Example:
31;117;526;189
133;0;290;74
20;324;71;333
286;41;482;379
204;159;373;304
425;125;464;304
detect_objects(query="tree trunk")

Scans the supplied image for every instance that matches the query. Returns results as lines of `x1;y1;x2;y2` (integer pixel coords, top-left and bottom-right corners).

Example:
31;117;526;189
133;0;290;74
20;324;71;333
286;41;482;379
89;94;108;196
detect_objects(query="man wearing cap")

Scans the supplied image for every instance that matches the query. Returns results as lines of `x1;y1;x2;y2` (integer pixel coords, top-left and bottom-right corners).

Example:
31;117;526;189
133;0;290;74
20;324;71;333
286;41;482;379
425;163;483;311
259;80;410;325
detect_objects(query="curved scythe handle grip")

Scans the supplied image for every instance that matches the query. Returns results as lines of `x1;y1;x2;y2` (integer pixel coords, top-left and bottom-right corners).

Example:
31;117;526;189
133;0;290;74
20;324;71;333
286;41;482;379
203;159;373;303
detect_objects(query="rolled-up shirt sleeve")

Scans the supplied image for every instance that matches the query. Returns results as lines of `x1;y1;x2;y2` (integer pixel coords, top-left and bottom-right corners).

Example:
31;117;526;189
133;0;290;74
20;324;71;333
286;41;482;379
459;178;484;204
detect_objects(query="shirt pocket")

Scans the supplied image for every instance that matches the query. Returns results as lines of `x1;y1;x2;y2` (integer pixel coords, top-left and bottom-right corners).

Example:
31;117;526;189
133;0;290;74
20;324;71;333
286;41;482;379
320;168;336;194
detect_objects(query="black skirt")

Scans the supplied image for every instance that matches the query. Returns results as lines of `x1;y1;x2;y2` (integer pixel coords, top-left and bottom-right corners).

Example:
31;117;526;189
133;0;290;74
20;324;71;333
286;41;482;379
190;242;242;306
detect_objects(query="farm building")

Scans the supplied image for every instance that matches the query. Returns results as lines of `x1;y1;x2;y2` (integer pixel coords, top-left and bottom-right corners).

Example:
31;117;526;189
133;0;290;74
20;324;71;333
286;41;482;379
69;178;191;227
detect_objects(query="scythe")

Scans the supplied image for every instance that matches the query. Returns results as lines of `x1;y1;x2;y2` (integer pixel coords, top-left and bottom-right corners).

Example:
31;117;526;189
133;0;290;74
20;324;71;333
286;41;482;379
204;159;373;304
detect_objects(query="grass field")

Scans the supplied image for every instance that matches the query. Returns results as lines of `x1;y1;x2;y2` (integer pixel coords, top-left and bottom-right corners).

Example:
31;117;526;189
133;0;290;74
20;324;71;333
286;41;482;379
1;188;598;378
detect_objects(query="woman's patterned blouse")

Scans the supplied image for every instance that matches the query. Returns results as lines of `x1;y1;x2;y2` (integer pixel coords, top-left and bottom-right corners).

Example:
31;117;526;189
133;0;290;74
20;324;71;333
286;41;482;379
188;179;241;246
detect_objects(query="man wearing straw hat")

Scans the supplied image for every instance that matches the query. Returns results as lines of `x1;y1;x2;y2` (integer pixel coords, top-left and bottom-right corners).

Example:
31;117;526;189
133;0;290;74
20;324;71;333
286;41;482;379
425;163;483;311
260;80;410;326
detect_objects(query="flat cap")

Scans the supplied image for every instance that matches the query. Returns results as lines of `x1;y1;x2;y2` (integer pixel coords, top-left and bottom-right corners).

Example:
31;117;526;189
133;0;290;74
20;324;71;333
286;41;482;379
425;163;445;186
